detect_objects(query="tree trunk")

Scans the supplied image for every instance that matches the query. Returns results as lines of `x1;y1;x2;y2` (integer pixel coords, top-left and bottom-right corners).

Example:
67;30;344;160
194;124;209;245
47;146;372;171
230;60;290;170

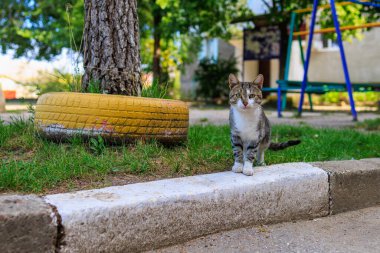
82;0;142;96
0;88;5;113
152;9;162;83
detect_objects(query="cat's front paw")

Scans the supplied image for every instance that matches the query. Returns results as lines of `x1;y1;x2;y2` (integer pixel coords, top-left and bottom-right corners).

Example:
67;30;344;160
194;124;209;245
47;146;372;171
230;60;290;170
232;162;243;173
242;162;254;176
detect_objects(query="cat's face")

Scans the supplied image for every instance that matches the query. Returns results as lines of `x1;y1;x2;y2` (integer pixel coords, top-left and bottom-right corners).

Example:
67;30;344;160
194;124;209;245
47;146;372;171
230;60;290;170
228;74;264;110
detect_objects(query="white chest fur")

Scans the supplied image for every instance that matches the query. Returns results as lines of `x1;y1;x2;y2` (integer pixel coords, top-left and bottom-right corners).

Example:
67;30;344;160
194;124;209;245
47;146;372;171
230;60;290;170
231;106;261;142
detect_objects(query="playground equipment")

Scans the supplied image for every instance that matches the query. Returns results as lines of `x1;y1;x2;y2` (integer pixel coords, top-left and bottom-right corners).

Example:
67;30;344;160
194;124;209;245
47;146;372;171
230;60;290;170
272;0;380;120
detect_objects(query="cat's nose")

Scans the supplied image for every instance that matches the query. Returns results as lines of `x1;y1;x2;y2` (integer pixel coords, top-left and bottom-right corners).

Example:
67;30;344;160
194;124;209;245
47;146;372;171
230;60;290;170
243;101;248;106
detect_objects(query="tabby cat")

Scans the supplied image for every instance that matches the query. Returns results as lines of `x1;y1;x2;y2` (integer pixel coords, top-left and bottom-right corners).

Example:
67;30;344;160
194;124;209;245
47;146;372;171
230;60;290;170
228;74;300;176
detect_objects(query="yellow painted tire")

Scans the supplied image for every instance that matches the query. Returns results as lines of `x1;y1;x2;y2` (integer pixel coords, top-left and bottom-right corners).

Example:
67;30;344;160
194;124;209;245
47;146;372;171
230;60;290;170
34;92;189;143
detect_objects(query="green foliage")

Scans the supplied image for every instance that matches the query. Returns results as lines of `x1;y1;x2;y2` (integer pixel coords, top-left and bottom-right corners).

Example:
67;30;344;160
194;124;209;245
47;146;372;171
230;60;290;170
353;92;380;104
259;0;379;44
30;68;172;98
195;57;238;100
141;80;168;98
0;0;251;89
87;79;102;94
138;0;250;78
150;0;250;39
69;135;83;146
319;91;380;106
0;0;84;60
1;0;249;72
9;115;32;131
320;4;366;41
25;69;81;95
89;135;106;155
2;0;378;92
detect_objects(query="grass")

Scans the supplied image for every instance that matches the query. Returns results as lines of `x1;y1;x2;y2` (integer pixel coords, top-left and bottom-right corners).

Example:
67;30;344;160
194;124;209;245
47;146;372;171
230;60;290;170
356;118;380;131
0;118;379;194
141;80;169;98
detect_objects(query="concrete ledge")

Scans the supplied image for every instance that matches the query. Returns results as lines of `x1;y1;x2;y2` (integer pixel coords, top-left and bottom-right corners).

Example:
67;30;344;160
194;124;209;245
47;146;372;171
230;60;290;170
45;163;328;253
2;159;379;252
0;195;57;253
313;158;380;214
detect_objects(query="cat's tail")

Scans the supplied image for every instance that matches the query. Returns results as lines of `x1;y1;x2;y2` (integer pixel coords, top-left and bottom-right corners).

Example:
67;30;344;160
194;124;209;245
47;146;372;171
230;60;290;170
268;140;301;151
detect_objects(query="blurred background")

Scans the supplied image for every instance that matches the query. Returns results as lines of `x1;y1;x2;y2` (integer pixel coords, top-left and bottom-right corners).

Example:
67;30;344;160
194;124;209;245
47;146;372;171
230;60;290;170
0;0;379;112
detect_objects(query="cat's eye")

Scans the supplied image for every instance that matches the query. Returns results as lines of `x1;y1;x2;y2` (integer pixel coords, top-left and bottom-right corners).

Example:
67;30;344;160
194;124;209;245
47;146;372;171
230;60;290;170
249;94;255;99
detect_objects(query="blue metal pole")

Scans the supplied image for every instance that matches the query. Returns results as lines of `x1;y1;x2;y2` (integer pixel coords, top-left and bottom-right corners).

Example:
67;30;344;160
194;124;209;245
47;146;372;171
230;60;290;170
277;85;282;117
298;0;319;116
330;0;358;121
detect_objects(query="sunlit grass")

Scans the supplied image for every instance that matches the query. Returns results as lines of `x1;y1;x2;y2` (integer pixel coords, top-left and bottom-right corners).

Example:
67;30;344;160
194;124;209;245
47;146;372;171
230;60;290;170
1;118;379;194
356;118;380;131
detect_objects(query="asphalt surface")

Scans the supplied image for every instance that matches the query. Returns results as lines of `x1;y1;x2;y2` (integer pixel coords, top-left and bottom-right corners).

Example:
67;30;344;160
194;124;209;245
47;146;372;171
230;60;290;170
153;205;380;253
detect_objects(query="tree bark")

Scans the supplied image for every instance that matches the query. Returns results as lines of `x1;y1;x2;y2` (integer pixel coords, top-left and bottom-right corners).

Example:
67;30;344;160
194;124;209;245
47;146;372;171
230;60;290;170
152;9;162;83
0;88;5;113
82;0;142;96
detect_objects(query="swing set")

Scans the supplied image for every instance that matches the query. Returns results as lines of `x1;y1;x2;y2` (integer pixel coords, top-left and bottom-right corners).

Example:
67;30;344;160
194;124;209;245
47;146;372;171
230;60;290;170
271;0;380;121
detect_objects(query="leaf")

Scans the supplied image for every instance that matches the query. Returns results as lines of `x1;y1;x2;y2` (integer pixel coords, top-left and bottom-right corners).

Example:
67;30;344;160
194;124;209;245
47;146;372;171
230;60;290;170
156;0;169;9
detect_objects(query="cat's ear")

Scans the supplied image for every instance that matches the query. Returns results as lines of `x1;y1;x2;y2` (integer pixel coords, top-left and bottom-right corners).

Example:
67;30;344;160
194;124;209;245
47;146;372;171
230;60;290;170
253;74;264;89
228;74;239;89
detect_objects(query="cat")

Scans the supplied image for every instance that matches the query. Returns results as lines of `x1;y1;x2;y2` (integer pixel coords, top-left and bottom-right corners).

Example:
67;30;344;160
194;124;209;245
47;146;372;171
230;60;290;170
228;73;300;176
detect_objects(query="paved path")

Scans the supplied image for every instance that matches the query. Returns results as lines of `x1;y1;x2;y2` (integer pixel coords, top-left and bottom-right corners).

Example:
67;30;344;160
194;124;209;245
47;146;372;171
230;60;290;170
1;109;378;129
154;205;380;253
0;112;30;123
190;109;379;128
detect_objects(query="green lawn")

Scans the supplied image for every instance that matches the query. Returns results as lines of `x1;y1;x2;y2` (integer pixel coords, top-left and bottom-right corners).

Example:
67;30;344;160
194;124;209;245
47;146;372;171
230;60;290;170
356;118;380;131
0;118;379;194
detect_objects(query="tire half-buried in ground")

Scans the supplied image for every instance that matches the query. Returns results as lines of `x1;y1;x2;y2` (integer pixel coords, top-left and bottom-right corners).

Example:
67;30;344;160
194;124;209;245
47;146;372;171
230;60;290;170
34;92;189;143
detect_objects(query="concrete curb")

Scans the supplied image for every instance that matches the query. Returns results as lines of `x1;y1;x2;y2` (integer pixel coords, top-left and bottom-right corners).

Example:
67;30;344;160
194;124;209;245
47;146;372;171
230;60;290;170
45;162;329;253
312;158;380;214
0;195;58;253
0;158;379;252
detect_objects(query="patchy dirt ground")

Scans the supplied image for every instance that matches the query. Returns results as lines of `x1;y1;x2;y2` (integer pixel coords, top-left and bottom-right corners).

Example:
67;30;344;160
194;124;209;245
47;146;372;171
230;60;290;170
45;173;163;195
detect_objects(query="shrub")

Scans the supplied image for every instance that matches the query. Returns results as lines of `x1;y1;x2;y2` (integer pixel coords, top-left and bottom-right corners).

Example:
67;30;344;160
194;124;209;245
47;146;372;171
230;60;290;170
26;69;82;95
195;57;238;102
319;91;380;106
